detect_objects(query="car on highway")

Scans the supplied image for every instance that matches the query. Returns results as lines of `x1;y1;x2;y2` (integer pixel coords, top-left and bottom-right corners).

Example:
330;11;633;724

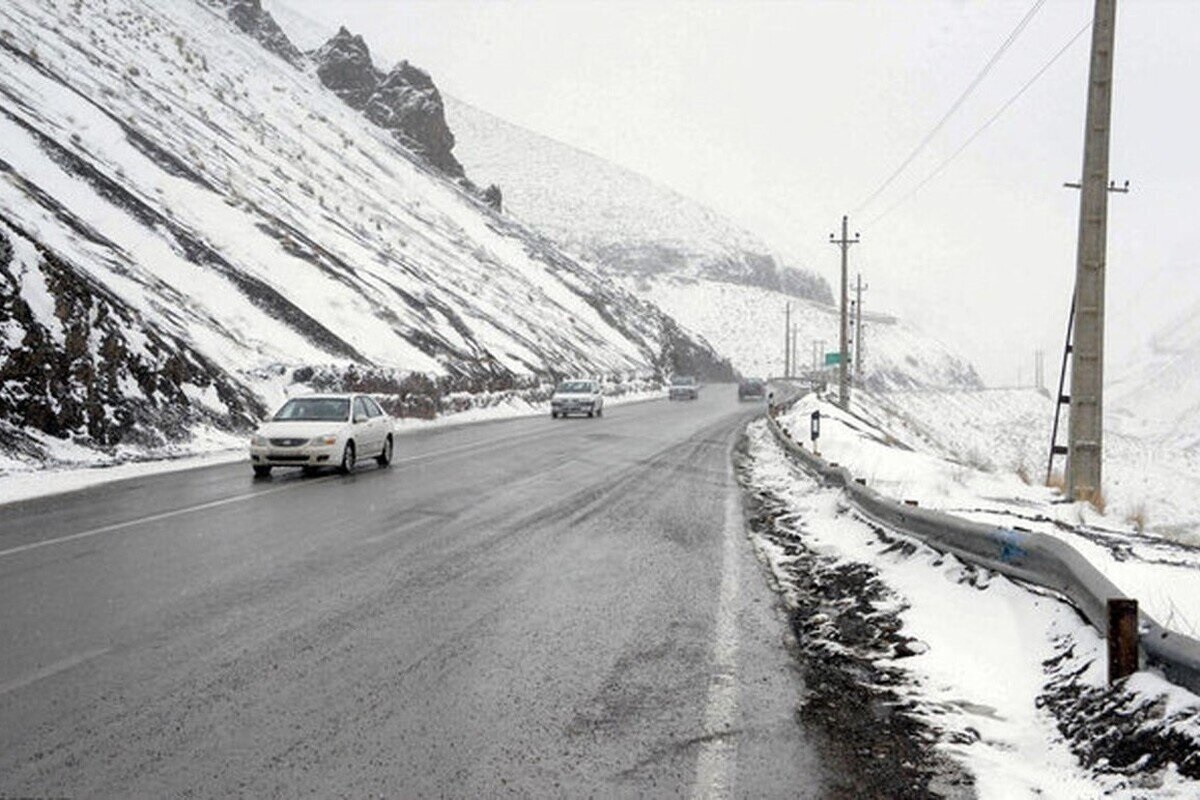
738;377;767;400
668;375;700;401
551;379;604;418
249;393;394;477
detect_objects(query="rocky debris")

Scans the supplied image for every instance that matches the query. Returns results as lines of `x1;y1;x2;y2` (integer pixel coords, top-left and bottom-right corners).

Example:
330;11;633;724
1040;638;1200;785
313;27;464;177
734;438;973;798
0;218;264;460
218;0;303;67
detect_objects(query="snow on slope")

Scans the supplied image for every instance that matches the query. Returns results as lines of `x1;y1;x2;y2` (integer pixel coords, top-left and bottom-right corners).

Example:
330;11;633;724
443;94;983;391
628;276;982;390
444;96;832;304
0;0;730;466
1109;298;1200;449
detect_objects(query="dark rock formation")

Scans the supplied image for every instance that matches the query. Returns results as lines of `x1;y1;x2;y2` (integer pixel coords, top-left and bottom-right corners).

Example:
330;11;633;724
0;218;264;456
482;183;502;212
222;0;303;67
312;26;379;111
364;61;462;176
780;265;834;305
313;28;464;177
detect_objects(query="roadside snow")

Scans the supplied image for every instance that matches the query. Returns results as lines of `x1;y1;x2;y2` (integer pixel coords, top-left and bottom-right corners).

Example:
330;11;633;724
776;390;1200;633
745;420;1199;798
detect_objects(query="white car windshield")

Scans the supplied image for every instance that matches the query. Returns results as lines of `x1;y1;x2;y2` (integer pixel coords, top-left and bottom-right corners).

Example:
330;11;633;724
273;398;351;422
557;381;593;393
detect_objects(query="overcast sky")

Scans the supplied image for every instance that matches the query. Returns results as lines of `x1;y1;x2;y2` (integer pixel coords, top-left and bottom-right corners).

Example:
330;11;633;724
268;0;1199;386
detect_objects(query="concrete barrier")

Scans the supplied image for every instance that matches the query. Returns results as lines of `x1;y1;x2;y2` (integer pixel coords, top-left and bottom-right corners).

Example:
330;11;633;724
764;406;1200;695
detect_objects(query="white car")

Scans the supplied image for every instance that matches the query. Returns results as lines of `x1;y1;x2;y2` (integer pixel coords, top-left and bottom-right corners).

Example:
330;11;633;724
249;393;394;477
550;379;604;418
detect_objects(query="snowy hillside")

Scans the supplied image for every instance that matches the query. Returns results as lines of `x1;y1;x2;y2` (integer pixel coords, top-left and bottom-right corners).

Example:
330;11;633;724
0;0;731;467
1109;299;1200;450
444;97;832;304
626;276;981;390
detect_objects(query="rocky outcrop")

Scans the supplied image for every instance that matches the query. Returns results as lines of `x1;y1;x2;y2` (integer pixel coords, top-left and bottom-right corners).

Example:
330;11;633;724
313;27;463;177
312;26;379;111
0;218;264;458
221;0;303;67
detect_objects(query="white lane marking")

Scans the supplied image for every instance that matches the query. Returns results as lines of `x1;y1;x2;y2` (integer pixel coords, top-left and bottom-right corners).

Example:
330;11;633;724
691;487;742;800
0;478;335;560
0;426;567;561
0;646;111;697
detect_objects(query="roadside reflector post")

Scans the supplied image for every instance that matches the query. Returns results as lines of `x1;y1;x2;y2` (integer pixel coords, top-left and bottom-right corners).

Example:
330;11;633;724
1107;598;1139;684
810;410;821;456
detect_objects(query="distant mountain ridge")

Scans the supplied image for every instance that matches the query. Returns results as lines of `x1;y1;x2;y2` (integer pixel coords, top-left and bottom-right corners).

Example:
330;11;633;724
444;96;833;305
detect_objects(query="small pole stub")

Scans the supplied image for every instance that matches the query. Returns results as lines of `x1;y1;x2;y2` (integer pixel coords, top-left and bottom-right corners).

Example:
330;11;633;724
1107;598;1139;685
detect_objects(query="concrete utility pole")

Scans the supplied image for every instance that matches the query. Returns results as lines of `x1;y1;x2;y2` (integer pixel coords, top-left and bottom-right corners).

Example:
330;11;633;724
783;302;791;378
1067;0;1118;502
830;216;860;410
854;273;868;380
791;325;800;379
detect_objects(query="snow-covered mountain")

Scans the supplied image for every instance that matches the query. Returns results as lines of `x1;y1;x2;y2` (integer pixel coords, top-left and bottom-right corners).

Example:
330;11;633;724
1109;300;1200;450
0;0;732;466
444;97;832;305
444;96;979;390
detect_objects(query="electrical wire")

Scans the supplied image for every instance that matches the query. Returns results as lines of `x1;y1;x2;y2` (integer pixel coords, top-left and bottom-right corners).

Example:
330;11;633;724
864;18;1093;231
851;0;1048;217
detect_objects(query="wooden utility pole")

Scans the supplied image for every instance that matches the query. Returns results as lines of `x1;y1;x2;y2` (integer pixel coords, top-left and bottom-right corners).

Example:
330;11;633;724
854;273;867;380
1067;0;1118;502
830;216;860;411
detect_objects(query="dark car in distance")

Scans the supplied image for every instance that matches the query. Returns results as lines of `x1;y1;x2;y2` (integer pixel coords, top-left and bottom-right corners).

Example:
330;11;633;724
668;375;699;401
738;378;766;401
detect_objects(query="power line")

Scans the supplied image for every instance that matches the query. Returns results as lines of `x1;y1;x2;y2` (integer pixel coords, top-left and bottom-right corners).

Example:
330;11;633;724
852;0;1049;217
864;18;1092;231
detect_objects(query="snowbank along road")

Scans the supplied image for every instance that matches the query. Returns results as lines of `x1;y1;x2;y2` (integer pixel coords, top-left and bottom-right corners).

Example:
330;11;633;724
0;388;829;798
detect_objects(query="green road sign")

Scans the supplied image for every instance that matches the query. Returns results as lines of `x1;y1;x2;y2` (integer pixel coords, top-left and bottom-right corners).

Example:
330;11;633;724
824;352;841;366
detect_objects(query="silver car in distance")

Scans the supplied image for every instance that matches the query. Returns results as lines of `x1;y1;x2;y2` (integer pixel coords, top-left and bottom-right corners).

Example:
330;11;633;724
249;393;394;477
550;379;604;419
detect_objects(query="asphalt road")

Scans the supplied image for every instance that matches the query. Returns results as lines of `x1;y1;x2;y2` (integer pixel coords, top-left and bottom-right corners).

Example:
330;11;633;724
0;387;826;798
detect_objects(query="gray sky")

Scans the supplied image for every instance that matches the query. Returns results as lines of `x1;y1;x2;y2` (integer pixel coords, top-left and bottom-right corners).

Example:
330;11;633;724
270;0;1199;386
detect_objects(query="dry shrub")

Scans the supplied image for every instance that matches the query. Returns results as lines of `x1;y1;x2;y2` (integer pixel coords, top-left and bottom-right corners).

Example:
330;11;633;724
1013;460;1032;485
1046;471;1067;493
1125;502;1148;534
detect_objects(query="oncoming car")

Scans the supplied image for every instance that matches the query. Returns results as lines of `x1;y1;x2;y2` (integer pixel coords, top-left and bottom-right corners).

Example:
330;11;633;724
249;393;394;477
668;375;699;401
738;377;766;400
551;379;604;418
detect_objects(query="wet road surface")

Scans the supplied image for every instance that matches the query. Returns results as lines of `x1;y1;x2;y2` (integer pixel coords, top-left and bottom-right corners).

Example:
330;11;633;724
0;387;826;797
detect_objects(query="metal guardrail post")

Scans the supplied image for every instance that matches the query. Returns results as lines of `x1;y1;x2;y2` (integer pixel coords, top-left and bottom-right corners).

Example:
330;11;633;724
1108;598;1139;684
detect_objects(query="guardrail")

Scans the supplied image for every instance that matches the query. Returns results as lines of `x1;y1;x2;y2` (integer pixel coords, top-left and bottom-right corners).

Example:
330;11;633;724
764;400;1200;695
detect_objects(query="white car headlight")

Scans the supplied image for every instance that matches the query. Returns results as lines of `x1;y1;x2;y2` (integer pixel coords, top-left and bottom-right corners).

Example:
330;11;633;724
251;434;268;446
310;434;338;446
